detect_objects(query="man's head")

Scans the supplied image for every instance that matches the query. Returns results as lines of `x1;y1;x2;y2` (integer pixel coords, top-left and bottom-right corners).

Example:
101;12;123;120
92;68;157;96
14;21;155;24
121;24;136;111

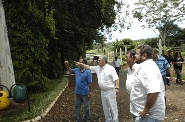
115;56;118;60
167;50;173;56
126;49;136;67
98;55;107;67
79;58;87;69
152;48;159;60
135;45;153;64
79;58;87;64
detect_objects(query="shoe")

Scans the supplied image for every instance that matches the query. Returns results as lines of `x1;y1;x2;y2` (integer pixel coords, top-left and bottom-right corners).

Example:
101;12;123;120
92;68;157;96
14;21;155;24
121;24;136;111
180;82;183;85
167;83;170;86
176;79;179;84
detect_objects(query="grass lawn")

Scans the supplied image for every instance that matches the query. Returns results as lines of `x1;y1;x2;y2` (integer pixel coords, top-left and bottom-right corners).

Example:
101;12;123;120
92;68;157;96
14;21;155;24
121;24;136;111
0;76;68;122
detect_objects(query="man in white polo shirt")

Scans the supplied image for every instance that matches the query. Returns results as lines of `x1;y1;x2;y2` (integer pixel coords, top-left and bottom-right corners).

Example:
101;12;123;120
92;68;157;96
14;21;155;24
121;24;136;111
125;49;140;95
76;55;119;122
130;45;165;122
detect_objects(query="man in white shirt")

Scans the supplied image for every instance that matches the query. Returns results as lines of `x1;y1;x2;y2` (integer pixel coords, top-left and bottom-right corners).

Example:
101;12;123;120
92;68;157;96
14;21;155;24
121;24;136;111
125;49;140;95
113;56;121;76
130;45;165;122
76;55;119;122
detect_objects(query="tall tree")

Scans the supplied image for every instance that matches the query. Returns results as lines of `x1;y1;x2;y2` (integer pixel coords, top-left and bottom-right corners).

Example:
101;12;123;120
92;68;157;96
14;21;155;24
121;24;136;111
144;38;158;48
46;0;124;78
132;0;185;45
168;27;185;46
4;1;53;92
112;38;135;52
3;0;124;92
0;0;15;90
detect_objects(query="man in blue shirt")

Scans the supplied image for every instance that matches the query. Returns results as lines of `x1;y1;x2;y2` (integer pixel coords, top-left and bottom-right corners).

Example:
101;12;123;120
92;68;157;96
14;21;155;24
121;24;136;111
153;48;173;89
153;48;174;109
64;58;92;122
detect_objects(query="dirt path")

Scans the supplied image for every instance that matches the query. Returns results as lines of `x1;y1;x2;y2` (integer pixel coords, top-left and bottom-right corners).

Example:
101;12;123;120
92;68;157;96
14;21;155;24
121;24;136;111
42;65;185;122
42;66;133;122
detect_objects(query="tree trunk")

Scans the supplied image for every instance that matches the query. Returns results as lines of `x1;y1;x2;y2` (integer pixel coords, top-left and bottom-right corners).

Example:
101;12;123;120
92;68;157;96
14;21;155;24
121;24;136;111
0;0;15;91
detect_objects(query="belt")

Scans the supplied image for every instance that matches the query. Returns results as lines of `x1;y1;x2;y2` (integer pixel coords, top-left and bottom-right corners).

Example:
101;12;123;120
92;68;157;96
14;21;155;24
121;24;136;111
101;88;114;91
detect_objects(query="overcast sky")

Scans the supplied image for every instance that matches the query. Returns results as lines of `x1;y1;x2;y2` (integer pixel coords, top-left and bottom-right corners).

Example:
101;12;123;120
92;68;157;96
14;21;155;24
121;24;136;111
106;0;185;42
108;19;158;41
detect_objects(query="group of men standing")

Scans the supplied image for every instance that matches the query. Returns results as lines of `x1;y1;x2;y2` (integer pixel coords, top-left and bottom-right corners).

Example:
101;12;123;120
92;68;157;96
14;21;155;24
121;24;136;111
65;55;119;122
64;44;176;122
125;45;167;122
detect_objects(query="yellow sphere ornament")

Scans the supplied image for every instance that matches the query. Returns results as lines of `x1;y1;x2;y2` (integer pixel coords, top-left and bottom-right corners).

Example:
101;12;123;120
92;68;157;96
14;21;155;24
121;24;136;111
0;91;10;109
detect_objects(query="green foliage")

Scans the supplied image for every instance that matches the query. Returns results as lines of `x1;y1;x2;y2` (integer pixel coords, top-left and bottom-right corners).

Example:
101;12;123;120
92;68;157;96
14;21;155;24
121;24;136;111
111;38;135;52
132;0;185;45
144;38;158;48
0;77;68;121
15;69;49;93
45;2;56;37
4;1;54;92
86;57;90;60
167;28;185;47
122;55;126;65
3;0;122;92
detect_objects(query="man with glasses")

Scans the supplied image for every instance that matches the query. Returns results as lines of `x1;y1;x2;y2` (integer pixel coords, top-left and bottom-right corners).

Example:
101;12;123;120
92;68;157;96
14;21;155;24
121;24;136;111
76;55;119;122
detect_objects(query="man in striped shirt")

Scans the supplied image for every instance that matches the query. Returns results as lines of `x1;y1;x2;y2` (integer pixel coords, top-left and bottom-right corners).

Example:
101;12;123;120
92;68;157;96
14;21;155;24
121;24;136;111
152;48;173;90
152;48;174;109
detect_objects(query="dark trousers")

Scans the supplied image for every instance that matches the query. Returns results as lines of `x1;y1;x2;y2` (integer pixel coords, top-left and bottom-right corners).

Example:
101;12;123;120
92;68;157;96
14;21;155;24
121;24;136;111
166;73;170;84
162;75;167;109
162;75;167;90
115;67;120;76
174;69;182;83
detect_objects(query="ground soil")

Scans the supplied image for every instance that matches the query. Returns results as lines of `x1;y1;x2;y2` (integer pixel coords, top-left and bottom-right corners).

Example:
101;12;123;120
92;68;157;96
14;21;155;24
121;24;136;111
0;99;34;115
1;66;185;122
42;66;185;122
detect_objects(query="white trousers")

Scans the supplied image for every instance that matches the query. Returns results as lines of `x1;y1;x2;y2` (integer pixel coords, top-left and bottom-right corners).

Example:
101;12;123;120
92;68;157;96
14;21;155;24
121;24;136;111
101;89;119;122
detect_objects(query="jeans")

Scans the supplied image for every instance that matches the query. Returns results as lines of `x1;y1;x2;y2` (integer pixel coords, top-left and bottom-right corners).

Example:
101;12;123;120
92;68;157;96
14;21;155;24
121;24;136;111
174;69;182;82
75;94;90;122
162;75;167;90
134;116;162;122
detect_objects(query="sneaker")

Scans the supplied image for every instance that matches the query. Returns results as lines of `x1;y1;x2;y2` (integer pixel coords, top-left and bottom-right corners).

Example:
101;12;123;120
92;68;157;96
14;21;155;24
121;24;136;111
176;79;179;84
180;82;183;85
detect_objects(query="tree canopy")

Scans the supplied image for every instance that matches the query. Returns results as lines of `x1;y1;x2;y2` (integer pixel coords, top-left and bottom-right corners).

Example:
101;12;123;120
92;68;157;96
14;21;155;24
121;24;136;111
3;0;126;92
111;38;135;52
132;0;185;45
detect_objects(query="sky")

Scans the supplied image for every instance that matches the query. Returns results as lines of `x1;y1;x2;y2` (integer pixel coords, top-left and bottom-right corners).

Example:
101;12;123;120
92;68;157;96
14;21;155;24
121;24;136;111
107;0;185;42
108;19;159;41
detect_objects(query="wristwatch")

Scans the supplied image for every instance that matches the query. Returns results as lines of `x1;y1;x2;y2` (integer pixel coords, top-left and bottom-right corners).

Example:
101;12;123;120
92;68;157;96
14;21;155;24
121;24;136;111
115;88;119;90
